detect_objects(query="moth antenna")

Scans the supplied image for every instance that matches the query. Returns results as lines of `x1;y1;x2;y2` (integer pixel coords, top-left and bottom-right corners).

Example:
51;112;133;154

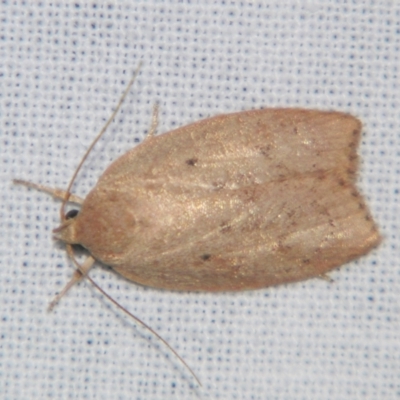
60;61;143;221
18;62;200;386
19;64;200;385
65;245;201;387
85;272;201;387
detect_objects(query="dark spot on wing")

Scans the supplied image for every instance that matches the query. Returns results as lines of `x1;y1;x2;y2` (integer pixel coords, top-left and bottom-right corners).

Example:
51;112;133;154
186;158;198;166
256;144;272;157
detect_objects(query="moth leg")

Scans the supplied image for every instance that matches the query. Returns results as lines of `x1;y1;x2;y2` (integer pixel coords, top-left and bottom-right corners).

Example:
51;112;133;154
48;255;96;310
318;274;334;283
13;179;84;204
145;103;159;139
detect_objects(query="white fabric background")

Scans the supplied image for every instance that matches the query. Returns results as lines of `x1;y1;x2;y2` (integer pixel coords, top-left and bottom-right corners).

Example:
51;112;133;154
1;1;399;399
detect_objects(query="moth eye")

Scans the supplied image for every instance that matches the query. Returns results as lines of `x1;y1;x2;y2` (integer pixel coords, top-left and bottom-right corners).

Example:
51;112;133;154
65;209;79;220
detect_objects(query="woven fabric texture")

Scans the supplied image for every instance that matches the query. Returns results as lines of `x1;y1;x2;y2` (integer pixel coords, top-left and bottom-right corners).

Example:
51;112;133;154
1;1;399;399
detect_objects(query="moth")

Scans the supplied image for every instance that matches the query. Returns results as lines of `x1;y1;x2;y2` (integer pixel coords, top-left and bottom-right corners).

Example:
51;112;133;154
56;108;380;291
15;69;381;383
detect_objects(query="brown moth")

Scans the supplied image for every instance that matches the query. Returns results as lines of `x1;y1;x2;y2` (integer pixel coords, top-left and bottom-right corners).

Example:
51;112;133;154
56;109;380;291
15;71;381;383
17;103;382;293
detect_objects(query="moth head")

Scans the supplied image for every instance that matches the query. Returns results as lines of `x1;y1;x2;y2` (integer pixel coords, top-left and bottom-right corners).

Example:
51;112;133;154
53;209;80;244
